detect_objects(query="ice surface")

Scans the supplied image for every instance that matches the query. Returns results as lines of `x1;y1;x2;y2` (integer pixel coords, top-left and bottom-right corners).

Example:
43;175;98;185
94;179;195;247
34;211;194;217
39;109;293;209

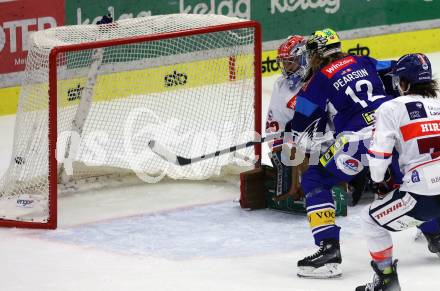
1;53;440;291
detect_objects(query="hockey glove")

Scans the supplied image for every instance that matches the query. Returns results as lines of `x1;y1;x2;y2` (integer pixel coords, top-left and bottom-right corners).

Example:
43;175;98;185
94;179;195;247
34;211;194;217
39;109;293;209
371;168;399;198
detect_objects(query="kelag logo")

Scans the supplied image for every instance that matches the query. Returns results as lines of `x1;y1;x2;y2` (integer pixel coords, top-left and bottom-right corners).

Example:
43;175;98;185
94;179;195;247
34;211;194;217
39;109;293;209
164;71;188;87
181;0;251;20
271;0;340;14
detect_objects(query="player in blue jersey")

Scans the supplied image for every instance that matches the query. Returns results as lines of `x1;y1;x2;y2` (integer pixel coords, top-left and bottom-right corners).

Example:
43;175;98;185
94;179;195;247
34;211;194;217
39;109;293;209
290;28;395;278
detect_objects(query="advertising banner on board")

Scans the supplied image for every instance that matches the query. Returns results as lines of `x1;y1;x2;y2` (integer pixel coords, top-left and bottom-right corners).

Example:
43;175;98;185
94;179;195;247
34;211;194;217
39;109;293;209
0;0;64;74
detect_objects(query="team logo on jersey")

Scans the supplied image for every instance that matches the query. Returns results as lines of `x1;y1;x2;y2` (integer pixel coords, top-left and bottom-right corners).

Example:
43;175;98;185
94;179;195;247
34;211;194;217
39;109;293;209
321;56;356;78
411;170;421;183
287;95;297;110
336;154;364;176
405;102;427;120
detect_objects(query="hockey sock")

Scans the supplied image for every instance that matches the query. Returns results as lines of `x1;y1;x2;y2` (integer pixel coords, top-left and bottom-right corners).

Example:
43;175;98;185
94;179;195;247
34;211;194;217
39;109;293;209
306;188;339;245
370;246;393;272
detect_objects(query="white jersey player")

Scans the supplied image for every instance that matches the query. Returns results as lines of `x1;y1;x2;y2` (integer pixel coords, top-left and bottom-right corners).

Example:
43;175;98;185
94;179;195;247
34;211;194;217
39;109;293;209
266;75;300;149
266;35;308;149
265;35;309;200
357;53;440;291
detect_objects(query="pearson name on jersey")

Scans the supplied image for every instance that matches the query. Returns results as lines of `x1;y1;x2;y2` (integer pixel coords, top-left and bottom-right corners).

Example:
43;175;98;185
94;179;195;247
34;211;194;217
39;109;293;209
293;55;393;135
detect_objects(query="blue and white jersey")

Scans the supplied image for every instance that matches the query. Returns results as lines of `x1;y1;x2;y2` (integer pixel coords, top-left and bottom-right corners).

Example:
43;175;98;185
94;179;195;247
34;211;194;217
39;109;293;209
292;55;393;137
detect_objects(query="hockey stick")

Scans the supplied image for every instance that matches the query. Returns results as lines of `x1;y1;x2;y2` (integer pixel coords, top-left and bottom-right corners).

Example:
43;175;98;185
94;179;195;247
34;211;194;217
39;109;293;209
148;131;285;166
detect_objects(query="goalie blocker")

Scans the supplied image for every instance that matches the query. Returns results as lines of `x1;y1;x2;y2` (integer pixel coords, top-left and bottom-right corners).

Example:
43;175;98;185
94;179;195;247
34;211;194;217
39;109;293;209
239;153;347;216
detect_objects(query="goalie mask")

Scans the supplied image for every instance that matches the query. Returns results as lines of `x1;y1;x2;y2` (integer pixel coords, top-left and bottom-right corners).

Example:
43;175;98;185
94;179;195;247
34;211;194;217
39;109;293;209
276;35;309;89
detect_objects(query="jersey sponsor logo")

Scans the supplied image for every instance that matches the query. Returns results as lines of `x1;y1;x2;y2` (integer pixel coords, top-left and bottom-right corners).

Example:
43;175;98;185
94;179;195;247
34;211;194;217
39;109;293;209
362;110;375;125
411;170;421;183
336;154;364;176
321;56;356;79
431;176;440;185
422;161;440;190
405;102;427;120
400;120;440;141
287;95;297;110
427;105;440;116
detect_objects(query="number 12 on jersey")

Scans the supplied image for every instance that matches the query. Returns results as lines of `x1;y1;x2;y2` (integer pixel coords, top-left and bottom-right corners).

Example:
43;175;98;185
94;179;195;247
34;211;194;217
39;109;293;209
345;80;386;108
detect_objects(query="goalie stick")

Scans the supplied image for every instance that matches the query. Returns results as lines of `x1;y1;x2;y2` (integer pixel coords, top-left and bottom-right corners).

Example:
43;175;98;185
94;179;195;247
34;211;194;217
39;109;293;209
148;131;285;166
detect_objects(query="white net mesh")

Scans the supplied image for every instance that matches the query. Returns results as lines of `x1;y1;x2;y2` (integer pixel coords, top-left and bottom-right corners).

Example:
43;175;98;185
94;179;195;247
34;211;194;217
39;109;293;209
0;14;258;224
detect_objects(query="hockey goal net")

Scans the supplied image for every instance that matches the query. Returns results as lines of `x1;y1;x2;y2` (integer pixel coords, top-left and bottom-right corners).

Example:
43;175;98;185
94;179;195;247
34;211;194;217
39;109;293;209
0;14;261;229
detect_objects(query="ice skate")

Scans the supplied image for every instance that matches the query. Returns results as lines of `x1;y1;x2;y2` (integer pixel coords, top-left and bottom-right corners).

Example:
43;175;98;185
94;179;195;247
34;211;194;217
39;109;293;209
423;232;440;257
355;260;400;291
297;239;342;278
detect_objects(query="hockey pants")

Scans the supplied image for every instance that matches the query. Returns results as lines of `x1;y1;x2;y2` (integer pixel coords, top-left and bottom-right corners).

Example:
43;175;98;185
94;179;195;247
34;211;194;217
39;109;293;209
362;189;440;255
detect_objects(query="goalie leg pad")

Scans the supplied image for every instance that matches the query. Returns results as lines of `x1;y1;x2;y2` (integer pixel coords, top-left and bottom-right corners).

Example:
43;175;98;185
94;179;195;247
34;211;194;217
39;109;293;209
269;151;292;196
239;167;267;209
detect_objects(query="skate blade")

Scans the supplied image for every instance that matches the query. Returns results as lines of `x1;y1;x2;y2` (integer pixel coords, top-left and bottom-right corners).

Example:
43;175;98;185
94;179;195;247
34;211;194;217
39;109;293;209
297;263;342;279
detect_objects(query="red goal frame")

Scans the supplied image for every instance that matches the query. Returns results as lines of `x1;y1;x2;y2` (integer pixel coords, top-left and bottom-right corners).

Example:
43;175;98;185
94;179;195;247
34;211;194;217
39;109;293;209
0;20;262;229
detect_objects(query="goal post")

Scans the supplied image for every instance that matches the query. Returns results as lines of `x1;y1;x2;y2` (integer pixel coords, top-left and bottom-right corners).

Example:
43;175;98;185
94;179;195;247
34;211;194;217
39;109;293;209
0;14;262;229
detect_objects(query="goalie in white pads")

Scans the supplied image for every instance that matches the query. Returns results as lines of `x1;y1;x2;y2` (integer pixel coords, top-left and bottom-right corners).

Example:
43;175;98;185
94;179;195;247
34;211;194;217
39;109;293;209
266;35;309;200
357;53;440;291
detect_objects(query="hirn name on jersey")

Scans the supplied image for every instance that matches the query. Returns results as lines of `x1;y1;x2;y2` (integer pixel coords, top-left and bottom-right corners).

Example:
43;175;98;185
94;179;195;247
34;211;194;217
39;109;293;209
333;69;369;91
